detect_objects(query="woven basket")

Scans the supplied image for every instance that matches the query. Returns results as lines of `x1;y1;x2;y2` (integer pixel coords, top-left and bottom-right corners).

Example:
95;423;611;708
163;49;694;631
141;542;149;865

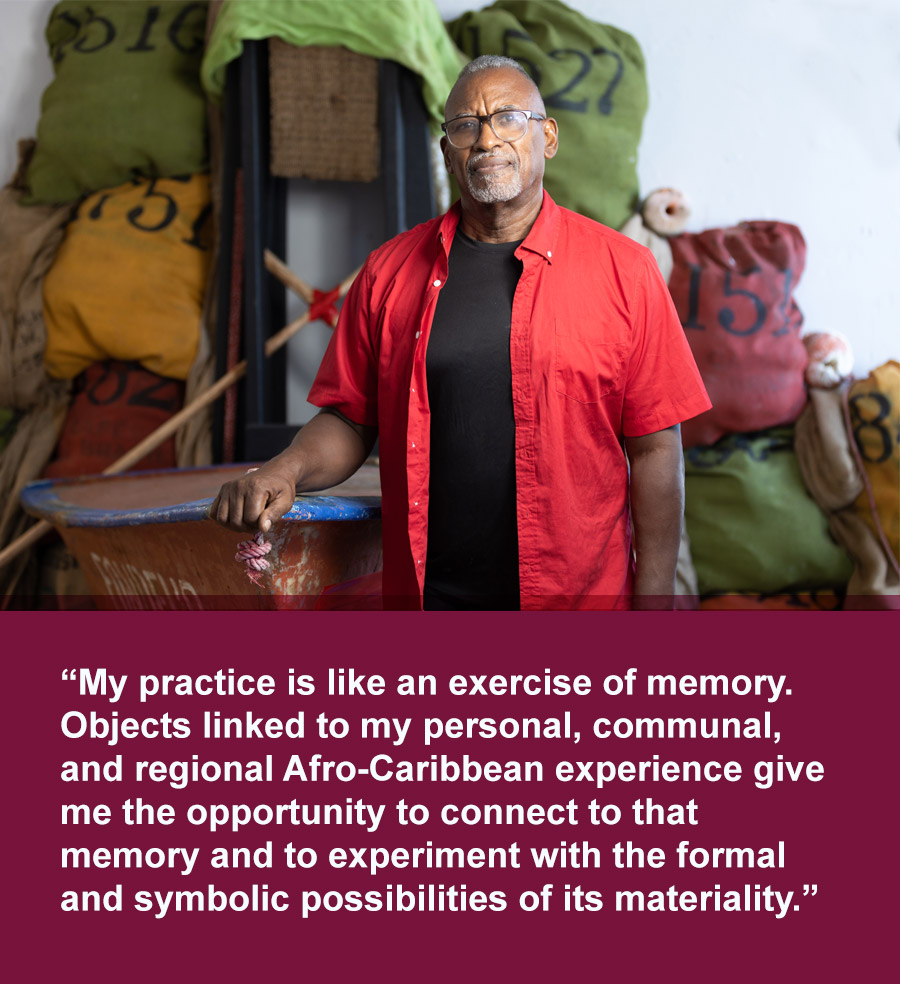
269;40;379;182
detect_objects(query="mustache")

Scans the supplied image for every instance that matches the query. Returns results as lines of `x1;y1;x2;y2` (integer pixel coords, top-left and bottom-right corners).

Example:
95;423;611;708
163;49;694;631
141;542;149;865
466;152;518;173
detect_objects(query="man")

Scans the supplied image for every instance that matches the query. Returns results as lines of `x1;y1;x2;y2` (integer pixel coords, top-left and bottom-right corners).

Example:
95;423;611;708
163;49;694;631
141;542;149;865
211;55;711;610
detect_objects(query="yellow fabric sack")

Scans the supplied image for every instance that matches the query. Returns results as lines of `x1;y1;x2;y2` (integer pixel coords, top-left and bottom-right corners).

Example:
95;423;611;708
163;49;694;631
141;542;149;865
43;173;212;381
847;361;900;566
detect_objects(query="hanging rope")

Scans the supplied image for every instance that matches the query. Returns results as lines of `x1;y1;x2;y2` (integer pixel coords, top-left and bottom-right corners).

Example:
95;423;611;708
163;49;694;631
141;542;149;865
235;530;272;586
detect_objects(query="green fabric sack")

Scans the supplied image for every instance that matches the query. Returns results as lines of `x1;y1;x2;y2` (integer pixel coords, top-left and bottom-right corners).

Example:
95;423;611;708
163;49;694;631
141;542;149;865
447;0;647;230
684;427;853;596
202;0;465;128
26;1;209;205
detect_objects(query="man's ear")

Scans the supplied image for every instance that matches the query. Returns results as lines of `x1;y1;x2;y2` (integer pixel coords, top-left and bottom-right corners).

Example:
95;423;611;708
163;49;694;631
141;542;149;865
542;118;559;160
440;135;453;172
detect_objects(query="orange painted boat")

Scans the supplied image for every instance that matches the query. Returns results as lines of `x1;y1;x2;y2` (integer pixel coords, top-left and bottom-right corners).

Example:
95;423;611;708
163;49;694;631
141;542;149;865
20;464;382;610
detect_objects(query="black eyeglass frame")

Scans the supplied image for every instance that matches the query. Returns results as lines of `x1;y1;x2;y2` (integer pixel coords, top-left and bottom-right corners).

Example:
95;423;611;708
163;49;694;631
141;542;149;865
440;110;547;148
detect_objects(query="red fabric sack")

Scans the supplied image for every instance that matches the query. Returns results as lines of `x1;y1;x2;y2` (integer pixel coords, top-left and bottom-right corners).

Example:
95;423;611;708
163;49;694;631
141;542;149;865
668;221;808;448
43;360;184;479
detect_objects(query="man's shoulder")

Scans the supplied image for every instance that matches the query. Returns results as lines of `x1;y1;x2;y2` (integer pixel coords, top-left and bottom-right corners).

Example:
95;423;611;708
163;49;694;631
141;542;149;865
364;214;445;278
555;203;654;266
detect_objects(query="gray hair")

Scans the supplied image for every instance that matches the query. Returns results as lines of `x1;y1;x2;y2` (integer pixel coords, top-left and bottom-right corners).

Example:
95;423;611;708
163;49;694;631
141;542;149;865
456;54;534;84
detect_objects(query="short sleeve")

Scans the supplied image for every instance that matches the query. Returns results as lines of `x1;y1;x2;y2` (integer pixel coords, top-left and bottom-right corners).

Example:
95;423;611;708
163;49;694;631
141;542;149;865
622;250;711;437
307;263;379;427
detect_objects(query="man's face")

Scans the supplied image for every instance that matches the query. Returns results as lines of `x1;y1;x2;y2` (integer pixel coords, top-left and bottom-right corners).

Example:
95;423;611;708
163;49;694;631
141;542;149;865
441;68;558;208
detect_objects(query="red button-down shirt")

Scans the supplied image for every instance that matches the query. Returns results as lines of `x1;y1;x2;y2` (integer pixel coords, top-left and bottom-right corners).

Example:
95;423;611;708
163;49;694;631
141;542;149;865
309;193;710;610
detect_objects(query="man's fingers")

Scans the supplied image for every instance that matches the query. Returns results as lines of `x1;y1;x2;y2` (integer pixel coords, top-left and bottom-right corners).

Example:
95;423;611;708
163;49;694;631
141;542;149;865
208;476;295;532
240;482;277;529
258;487;295;532
209;487;240;529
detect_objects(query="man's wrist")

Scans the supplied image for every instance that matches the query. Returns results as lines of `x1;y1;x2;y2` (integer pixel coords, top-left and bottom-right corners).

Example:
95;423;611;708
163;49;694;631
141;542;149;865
632;569;676;610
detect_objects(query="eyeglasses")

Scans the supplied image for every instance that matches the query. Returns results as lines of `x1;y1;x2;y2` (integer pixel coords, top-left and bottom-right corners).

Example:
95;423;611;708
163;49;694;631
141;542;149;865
441;110;547;149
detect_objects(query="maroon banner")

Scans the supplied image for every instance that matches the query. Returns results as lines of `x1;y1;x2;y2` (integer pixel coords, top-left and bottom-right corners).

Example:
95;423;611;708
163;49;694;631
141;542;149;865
4;612;895;981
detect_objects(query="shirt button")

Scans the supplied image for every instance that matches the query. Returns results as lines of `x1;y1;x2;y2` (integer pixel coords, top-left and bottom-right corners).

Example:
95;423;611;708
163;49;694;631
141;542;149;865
411;443;415;448
547;250;552;258
415;331;420;339
433;279;441;287
413;501;419;506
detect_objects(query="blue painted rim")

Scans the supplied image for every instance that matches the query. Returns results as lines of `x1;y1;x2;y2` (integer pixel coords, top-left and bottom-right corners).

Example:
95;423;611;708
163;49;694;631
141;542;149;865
20;470;381;528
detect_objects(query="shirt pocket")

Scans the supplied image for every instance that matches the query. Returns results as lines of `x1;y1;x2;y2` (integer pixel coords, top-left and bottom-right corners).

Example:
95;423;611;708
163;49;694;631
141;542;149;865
555;320;628;404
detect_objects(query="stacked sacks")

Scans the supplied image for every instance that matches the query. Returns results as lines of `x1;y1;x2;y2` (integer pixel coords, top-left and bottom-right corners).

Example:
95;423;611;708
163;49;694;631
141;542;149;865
795;363;900;607
683;428;853;602
845;362;899;574
0;143;74;602
3;0;213;605
665;221;854;606
41;174;212;476
32;1;213;473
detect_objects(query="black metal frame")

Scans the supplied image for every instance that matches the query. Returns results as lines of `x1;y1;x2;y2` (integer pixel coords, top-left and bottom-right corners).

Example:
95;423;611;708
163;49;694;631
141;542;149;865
214;40;436;463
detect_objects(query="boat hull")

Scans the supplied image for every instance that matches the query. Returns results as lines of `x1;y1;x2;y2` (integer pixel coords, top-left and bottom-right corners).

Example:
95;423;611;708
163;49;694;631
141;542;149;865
20;463;383;610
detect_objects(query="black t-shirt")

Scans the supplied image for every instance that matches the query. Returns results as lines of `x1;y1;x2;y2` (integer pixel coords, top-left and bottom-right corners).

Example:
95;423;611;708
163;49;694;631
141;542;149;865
423;229;523;610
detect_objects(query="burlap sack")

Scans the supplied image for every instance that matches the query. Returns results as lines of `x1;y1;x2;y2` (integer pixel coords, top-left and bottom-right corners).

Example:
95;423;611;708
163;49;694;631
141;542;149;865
620;212;673;283
0;142;74;602
174;0;225;469
448;0;647;231
684;427;853;595
669;221;809;448
25;1;209;204
794;387;863;511
0;389;70;602
43;175;212;382
831;510;900;607
0;142;74;410
846;362;899;568
794;380;899;606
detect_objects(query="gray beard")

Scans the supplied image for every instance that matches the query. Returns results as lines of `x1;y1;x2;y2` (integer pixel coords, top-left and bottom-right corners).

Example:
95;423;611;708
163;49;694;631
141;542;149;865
465;163;523;203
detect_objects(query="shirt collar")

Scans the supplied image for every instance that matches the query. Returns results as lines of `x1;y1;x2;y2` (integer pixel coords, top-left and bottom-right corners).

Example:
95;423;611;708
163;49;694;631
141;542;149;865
519;189;558;264
436;190;559;264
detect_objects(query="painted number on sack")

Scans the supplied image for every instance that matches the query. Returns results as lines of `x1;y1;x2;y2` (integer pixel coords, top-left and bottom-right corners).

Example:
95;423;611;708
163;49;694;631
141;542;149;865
455;27;624;116
82;177;211;251
849;393;897;464
501;30;624;116
685;431;792;469
80;364;180;413
679;265;796;338
51;3;205;62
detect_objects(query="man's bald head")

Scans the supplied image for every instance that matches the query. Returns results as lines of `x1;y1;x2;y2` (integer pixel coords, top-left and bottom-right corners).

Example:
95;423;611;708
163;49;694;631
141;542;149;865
447;55;546;117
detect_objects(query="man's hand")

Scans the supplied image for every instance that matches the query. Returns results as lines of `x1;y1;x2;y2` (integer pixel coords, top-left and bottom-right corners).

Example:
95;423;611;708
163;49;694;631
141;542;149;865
625;424;685;611
209;463;297;533
208;408;377;534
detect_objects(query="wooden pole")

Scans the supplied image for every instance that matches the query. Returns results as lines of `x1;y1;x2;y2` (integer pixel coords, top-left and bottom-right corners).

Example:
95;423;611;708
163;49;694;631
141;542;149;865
264;249;313;304
0;260;361;572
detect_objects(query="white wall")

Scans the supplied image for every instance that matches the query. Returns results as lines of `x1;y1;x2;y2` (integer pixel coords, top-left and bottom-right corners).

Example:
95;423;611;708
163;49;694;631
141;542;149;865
0;0;54;182
2;0;898;425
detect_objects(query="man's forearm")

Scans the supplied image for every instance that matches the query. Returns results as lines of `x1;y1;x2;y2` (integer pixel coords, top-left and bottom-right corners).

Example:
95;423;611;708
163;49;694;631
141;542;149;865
280;409;377;492
625;426;684;610
209;409;377;532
